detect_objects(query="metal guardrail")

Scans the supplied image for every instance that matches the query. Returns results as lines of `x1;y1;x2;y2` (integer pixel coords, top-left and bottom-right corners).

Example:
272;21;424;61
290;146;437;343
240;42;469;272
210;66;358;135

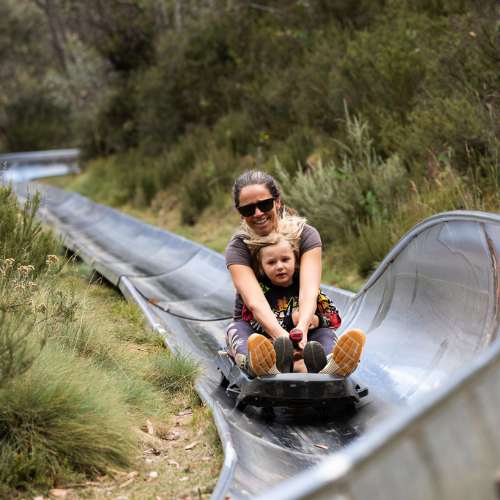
0;149;80;183
0;148;80;166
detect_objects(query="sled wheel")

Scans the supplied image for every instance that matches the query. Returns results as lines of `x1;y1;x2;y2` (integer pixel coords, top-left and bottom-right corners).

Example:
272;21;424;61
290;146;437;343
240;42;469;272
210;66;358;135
235;401;247;411
261;407;276;419
220;372;229;388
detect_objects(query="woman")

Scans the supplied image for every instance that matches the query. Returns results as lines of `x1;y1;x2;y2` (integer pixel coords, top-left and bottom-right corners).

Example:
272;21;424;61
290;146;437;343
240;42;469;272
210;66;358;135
225;170;364;376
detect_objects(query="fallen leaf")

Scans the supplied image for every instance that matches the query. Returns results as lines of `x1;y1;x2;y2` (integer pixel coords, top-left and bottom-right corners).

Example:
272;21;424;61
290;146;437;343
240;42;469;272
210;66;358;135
225;494;232;500
146;419;154;435
50;489;69;497
119;477;136;488
180;476;189;482
168;459;180;469
469;31;477;37
184;441;201;450
201;456;212;461
145;477;152;482
164;430;180;441
148;298;160;304
126;471;139;479
176;408;193;416
314;444;328;450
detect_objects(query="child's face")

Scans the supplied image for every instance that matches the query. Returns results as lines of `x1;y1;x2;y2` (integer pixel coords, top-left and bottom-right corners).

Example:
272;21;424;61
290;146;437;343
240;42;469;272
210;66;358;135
260;241;296;287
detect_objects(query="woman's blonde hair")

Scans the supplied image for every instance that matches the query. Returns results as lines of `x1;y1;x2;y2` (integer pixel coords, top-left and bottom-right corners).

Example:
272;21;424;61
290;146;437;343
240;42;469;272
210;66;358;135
237;215;307;275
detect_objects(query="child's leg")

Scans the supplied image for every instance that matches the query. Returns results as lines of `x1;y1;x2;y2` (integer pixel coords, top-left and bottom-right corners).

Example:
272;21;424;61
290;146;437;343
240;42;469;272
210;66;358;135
226;321;256;367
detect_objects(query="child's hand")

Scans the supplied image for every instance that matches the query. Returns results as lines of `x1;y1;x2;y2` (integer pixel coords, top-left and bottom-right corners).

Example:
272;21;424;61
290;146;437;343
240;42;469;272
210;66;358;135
293;307;318;329
298;334;308;351
309;315;319;329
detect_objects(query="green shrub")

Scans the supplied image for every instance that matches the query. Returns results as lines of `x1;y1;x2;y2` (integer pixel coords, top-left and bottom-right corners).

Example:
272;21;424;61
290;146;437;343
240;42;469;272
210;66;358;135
385;95;488;172
330;13;428;126
156;125;211;189
2;86;74;152
180;147;236;224
0;183;63;276
276;105;406;243
0;346;136;492
213;111;256;157
345;216;394;276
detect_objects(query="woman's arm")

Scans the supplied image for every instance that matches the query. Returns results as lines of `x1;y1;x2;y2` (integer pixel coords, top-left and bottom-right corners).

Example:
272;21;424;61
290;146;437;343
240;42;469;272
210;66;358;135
228;264;289;340
295;246;322;344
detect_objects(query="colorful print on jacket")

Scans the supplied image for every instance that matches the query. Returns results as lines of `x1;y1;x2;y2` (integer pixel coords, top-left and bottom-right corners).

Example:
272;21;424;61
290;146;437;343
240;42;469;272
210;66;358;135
241;272;341;335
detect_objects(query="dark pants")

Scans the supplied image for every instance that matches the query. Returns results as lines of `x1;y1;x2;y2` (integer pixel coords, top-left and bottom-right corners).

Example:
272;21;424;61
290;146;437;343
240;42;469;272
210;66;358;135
226;320;338;367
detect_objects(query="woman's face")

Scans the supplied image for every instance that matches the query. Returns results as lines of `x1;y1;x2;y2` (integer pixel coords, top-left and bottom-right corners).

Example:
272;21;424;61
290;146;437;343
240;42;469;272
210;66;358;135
237;184;281;236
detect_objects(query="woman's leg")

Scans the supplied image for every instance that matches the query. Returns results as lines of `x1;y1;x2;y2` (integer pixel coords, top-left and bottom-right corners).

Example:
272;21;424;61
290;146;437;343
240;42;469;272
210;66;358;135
226;321;258;367
307;327;338;354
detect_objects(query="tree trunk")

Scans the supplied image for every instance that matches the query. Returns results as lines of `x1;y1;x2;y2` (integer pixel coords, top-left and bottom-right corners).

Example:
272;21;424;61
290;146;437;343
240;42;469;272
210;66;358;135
153;0;170;30
173;0;183;32
32;0;68;72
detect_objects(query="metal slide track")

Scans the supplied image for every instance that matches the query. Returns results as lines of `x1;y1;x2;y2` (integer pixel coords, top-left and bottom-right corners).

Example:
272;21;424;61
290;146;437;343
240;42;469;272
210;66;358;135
0;149;80;183
13;179;500;500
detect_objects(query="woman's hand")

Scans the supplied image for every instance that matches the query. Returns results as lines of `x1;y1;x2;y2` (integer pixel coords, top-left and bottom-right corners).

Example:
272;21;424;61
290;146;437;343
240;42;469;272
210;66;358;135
292;307;318;329
296;247;322;336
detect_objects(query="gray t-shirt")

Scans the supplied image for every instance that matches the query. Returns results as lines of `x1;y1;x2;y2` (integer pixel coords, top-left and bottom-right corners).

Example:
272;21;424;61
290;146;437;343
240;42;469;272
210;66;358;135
225;224;322;321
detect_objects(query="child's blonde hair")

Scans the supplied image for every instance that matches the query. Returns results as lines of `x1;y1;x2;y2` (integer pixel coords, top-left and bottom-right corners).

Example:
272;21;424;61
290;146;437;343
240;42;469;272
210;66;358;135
237;215;307;275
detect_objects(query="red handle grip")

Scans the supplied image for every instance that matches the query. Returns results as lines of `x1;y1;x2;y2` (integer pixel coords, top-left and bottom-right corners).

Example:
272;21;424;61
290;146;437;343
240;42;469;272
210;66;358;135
290;328;303;342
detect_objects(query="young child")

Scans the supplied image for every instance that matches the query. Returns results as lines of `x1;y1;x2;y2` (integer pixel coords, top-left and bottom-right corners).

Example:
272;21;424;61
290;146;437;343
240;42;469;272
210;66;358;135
240;216;365;375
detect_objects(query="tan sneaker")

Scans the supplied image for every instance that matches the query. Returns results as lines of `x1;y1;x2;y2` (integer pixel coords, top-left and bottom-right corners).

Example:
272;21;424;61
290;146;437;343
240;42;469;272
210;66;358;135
320;329;365;376
246;334;280;377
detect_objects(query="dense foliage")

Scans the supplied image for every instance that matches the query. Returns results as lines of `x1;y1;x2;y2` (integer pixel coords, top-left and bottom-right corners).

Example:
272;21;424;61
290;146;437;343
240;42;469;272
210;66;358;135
3;0;500;273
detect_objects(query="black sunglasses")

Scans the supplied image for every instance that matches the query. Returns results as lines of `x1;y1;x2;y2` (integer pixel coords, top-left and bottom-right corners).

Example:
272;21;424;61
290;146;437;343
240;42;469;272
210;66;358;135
237;197;275;217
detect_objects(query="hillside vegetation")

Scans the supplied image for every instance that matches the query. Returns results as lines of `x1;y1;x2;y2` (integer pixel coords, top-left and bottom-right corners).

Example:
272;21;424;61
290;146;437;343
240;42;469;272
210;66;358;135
3;0;500;281
0;182;221;498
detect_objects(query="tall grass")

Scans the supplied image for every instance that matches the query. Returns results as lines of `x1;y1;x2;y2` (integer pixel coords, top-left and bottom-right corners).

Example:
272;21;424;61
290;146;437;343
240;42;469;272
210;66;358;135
0;182;203;495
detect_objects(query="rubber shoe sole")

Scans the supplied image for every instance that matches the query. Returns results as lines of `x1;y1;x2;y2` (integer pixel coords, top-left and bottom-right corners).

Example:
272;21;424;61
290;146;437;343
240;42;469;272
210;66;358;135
247;334;280;376
303;341;327;373
320;329;365;376
274;336;294;373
